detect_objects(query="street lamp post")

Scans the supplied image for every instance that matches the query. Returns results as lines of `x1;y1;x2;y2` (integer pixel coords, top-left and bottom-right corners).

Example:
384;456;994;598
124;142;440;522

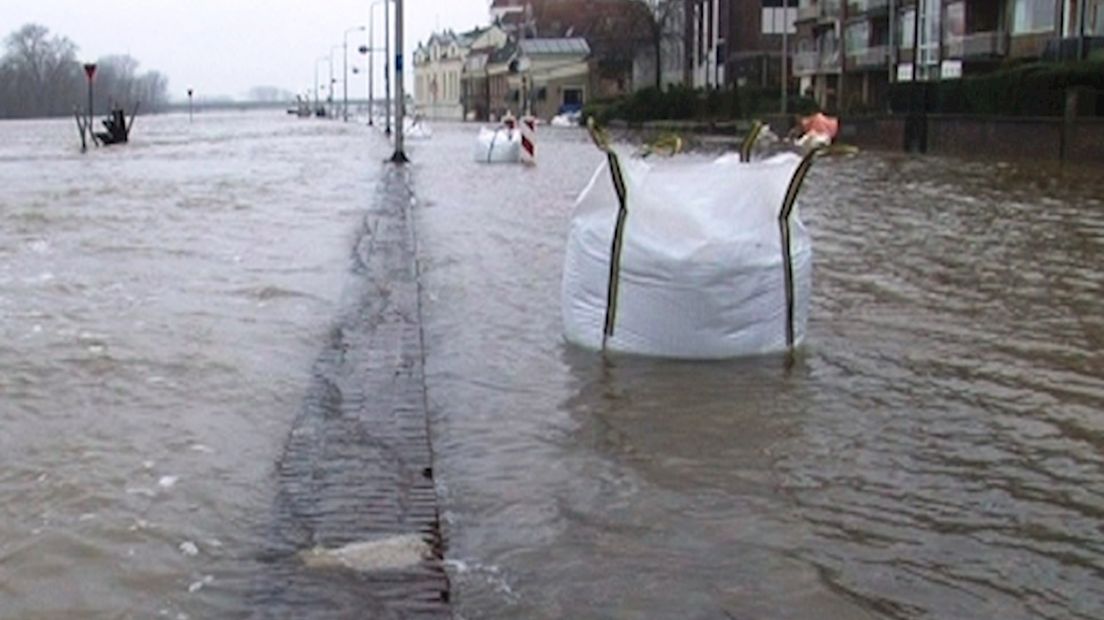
329;45;342;118
315;56;330;115
781;0;788;114
384;0;392;136
344;25;366;122
391;0;407;162
369;0;388;126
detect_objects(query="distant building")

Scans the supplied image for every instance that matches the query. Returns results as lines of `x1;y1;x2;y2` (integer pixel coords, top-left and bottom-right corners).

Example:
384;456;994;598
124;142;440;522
633;0;798;92
413;26;508;120
482;37;594;121
493;0;640;93
520;38;594;119
792;0;1104;113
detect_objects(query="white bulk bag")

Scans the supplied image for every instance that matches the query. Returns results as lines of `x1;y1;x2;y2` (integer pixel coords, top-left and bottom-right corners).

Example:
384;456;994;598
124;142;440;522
561;150;812;359
474;127;521;163
405;118;433;140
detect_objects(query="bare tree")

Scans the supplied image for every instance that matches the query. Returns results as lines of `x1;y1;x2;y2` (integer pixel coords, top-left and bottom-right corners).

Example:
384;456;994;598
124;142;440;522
92;55;169;112
0;24;80;118
631;0;682;90
0;24;169;119
527;0;650;86
248;86;295;103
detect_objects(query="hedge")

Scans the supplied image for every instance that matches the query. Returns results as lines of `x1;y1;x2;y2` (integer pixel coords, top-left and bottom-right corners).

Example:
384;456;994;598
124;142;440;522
889;60;1104;117
583;85;818;124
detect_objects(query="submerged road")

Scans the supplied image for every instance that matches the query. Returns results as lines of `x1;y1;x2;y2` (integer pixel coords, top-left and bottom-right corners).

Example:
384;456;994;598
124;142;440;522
1;113;1103;619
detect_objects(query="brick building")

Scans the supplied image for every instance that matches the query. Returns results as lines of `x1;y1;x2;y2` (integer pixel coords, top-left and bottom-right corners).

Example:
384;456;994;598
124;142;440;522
793;0;1104;113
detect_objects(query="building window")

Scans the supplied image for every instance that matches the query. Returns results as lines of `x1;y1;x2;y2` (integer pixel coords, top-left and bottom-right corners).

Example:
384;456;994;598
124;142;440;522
562;87;584;107
944;1;965;43
918;0;941;70
845;21;870;53
761;2;797;35
899;8;916;48
1012;0;1056;33
817;29;840;65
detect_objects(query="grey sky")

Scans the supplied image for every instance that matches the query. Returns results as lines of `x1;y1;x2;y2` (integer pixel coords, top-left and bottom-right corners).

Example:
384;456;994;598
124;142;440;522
0;0;489;100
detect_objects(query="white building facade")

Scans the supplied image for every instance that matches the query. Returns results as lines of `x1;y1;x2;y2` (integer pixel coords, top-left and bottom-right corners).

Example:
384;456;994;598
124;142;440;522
414;26;508;120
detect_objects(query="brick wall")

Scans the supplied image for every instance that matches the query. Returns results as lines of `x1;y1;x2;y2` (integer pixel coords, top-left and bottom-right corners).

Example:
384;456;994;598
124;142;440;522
926;115;1063;160
843;115;1104;162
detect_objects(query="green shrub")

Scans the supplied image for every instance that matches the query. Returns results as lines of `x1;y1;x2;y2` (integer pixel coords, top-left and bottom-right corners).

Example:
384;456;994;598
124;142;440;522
583;84;813;124
890;60;1104;116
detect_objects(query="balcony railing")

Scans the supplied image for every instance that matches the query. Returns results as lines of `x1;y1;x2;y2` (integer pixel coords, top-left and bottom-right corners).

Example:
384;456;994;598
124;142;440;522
820;0;842;20
846;45;889;68
798;4;819;21
819;48;842;71
793;51;819;76
847;0;889;15
962;31;1008;57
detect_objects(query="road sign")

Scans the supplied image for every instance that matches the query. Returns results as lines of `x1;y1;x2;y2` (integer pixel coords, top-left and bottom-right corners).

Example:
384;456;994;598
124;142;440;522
83;63;97;80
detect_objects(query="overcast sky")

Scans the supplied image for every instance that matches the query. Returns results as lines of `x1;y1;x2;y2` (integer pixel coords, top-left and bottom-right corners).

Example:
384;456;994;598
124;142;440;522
0;0;489;100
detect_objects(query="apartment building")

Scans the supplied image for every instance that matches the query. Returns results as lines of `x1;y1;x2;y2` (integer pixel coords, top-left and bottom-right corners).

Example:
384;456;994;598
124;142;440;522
793;0;1104;112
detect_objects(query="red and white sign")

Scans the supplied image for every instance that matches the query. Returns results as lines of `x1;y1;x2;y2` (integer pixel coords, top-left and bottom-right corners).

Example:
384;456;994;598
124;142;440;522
520;116;536;165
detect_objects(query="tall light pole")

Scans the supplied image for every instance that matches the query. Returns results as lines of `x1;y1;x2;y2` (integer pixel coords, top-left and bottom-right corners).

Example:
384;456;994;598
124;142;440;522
369;0;388;126
315;56;329;115
344;25;366;122
329;44;342;118
781;0;788;114
391;0;407;162
384;0;392;136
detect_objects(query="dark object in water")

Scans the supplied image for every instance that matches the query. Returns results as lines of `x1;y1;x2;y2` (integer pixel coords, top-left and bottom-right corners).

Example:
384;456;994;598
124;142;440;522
92;104;139;146
95;108;130;145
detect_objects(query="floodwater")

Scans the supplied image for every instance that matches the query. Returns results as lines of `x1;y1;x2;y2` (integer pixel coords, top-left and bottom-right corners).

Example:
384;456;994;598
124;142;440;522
0;113;382;618
412;126;1104;619
1;113;1102;619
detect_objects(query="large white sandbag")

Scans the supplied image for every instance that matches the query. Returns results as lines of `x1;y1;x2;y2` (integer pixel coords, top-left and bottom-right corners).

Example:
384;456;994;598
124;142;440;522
561;151;811;359
474;127;521;163
404;118;433;140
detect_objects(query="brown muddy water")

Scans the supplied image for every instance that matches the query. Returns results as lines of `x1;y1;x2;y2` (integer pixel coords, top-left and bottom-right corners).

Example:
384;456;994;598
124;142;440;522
1;113;1102;619
411;125;1104;619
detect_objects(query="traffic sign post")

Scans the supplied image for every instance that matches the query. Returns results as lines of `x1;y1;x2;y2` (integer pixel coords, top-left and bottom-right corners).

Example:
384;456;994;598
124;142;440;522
83;63;97;145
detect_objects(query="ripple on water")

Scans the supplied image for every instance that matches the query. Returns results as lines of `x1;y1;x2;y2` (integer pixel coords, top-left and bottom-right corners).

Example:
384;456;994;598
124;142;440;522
413;129;1104;619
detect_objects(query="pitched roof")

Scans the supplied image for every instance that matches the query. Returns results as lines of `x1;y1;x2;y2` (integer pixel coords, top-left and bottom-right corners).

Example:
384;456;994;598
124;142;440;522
488;39;519;65
518;38;591;56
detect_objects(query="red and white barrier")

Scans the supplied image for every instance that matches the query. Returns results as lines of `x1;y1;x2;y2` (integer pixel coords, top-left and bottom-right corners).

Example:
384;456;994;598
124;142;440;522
520;116;537;165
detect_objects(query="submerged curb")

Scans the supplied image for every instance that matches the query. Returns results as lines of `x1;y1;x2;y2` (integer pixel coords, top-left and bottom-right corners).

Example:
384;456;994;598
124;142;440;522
255;163;449;618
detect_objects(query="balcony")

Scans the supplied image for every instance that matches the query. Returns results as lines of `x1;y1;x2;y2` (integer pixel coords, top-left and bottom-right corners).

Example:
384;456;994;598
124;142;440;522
819;0;842;21
819;48;843;72
961;31;1007;58
797;4;819;22
847;0;888;16
846;45;889;69
793;51;819;76
1041;35;1104;60
1009;32;1052;59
